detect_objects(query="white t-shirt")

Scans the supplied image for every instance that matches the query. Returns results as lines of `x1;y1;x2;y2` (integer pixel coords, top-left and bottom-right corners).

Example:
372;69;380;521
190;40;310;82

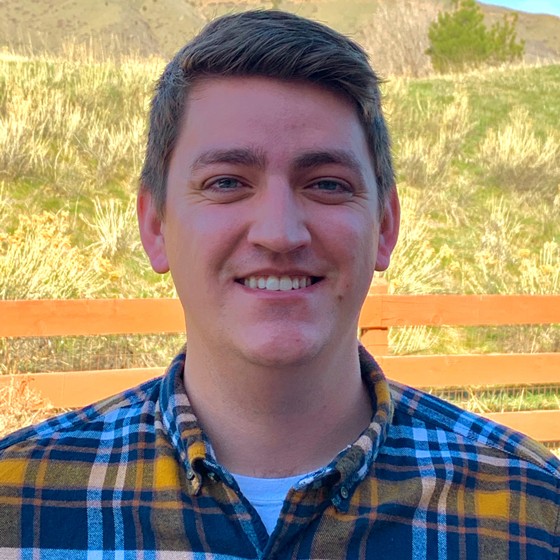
232;473;304;535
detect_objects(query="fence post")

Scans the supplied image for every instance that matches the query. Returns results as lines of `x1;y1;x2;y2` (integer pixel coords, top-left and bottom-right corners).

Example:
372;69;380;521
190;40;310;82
360;279;389;356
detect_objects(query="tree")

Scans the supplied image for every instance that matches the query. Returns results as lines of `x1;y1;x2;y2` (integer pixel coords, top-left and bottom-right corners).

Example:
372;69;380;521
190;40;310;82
426;0;525;73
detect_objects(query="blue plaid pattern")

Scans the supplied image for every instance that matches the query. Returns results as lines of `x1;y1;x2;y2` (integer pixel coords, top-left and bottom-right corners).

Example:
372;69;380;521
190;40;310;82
0;346;559;559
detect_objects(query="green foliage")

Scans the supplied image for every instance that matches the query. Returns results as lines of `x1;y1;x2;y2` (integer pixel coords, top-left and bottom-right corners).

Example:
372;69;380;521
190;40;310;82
427;0;525;73
0;45;559;437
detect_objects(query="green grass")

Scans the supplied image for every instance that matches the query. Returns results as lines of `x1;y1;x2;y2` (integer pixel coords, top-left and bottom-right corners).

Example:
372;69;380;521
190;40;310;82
0;44;558;435
1;51;558;299
2;0;560;61
433;385;560;414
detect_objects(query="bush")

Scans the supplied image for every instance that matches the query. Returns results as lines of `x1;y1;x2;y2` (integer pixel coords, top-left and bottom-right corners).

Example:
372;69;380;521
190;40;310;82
359;1;440;77
427;0;524;73
0;210;111;299
476;107;560;194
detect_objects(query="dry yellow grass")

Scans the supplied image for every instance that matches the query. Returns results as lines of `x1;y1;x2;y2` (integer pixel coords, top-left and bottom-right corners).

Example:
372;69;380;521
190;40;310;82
0;38;559;445
0;210;111;299
477;107;560;193
85;197;140;260
359;1;441;77
387;87;473;186
0;50;162;197
0;379;57;439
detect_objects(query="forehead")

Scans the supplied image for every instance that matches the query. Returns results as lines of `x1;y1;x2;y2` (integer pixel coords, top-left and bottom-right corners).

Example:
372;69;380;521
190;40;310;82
175;76;373;170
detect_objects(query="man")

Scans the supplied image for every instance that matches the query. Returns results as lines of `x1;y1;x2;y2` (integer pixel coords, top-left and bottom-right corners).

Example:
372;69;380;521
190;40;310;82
0;9;559;559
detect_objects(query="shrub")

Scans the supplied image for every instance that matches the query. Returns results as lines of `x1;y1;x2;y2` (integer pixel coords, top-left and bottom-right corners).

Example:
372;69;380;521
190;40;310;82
380;188;453;294
0;210;111;299
0;53;157;198
391;88;472;186
360;1;440;77
84;197;140;260
477;107;560;194
427;0;524;73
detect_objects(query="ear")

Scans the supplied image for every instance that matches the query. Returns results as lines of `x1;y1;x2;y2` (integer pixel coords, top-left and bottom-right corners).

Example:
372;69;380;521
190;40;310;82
137;188;170;274
375;186;400;272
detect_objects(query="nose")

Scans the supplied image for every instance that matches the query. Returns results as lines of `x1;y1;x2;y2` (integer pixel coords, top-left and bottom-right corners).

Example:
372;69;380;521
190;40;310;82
246;181;311;254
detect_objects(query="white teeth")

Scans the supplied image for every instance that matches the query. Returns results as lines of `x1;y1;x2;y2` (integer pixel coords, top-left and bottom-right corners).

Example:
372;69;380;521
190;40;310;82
266;276;280;290
242;275;314;291
279;276;292;291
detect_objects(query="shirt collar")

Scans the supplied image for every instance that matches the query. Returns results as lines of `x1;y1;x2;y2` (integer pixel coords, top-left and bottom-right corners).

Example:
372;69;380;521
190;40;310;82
158;344;394;504
326;345;394;511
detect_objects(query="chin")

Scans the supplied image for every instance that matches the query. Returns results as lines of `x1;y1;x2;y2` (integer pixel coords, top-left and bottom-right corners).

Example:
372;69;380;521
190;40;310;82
238;334;325;369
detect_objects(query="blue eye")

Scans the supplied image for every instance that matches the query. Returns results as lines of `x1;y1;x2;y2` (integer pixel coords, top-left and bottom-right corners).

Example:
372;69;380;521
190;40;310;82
213;177;242;190
309;179;353;195
314;180;349;192
202;176;251;202
304;178;354;204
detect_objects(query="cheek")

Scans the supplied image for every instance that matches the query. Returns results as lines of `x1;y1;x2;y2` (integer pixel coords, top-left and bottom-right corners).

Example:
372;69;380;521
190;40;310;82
325;216;377;282
184;211;247;273
352;227;379;288
336;216;378;262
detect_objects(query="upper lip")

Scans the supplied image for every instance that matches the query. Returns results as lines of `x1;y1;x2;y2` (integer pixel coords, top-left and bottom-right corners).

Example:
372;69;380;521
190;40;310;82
236;269;320;279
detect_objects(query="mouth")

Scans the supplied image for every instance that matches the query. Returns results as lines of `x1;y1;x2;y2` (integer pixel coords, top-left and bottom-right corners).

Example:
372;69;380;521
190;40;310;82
236;275;322;291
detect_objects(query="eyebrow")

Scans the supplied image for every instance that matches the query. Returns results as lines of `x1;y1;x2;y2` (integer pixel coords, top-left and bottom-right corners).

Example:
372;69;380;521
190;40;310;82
292;150;364;176
190;147;365;177
190;148;266;172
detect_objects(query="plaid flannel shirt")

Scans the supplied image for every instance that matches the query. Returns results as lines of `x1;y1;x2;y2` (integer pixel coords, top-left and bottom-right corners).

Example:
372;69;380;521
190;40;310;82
0;346;559;559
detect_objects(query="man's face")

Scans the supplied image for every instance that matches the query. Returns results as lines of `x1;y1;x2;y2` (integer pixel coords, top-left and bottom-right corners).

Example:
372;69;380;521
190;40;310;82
139;77;399;367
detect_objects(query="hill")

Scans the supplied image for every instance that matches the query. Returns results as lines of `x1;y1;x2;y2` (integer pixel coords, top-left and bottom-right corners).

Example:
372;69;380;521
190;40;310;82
480;3;560;61
1;47;558;301
1;0;559;62
0;0;558;452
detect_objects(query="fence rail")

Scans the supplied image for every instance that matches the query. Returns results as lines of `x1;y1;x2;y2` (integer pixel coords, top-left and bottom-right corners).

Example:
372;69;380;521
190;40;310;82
1;289;559;442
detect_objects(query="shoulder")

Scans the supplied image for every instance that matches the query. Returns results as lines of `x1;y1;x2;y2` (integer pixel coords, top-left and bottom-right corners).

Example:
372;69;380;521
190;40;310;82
387;380;560;482
0;376;163;462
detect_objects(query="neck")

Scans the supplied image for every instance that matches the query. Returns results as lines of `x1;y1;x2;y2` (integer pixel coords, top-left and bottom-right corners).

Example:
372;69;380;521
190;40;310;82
182;336;372;477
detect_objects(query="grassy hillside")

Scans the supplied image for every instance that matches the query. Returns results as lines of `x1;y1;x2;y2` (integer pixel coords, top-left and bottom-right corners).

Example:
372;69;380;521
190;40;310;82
480;3;560;60
1;48;558;303
0;44;558;446
1;0;559;63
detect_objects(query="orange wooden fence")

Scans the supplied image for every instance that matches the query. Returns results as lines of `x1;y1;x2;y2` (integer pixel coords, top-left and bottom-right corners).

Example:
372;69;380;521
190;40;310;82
1;289;559;442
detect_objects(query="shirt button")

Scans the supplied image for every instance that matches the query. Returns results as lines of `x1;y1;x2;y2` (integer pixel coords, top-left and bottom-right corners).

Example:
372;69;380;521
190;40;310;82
340;487;349;499
207;472;217;481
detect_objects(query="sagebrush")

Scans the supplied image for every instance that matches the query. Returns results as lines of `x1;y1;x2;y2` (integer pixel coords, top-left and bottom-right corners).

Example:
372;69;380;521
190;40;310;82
0;40;558;444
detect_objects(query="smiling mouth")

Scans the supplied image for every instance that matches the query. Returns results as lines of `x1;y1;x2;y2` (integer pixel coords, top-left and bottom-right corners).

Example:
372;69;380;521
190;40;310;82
237;275;322;291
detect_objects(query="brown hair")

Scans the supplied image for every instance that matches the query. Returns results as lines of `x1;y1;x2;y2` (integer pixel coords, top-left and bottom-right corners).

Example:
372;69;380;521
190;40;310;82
140;10;394;217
